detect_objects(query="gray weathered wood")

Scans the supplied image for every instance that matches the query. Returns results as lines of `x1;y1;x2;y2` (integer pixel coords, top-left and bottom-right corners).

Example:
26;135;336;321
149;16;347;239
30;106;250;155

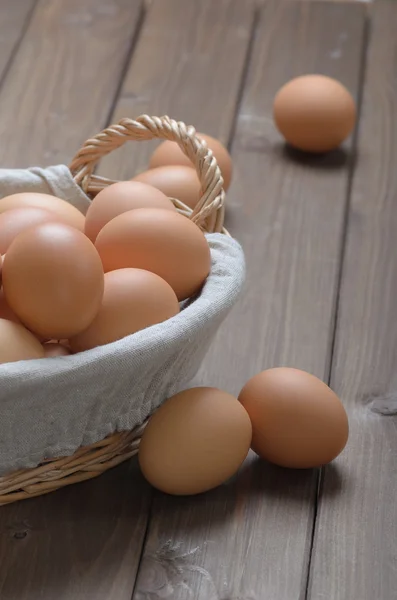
98;0;255;179
133;2;366;599
308;3;397;599
0;0;143;168
0;461;151;600
0;0;37;84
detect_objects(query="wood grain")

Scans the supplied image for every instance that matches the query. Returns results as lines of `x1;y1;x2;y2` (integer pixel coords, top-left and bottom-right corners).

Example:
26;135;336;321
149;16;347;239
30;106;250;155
97;0;255;179
0;1;150;600
0;0;143;168
308;3;397;599
0;0;37;83
0;462;150;600
133;2;366;599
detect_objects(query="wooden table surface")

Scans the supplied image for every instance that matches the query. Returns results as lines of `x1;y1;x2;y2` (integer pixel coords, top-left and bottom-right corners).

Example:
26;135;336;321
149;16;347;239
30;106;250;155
0;1;395;599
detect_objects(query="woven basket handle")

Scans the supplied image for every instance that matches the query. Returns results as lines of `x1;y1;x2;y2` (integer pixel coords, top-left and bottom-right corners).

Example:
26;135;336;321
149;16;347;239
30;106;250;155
69;115;226;233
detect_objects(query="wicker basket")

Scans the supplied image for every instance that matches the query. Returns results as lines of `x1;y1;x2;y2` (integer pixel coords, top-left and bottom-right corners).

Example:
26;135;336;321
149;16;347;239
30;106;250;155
0;115;228;506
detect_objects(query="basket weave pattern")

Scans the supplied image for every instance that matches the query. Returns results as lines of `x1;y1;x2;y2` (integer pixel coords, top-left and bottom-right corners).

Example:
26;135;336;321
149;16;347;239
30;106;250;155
0;115;225;506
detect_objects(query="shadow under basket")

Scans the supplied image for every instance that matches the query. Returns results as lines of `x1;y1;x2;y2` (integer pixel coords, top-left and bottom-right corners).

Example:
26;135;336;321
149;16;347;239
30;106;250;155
0;115;245;506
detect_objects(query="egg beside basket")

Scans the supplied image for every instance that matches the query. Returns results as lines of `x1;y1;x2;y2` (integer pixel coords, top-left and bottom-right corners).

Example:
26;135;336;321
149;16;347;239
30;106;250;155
0;115;245;506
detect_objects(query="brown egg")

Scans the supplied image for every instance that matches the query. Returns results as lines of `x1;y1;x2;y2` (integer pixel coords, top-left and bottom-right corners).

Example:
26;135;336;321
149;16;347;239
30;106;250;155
0;207;65;254
0;254;2;288
0;288;20;323
95;208;211;301
70;268;179;352
84;181;176;242
273;75;356;153
139;387;252;495
149;133;232;190
0;193;85;231
133;165;202;210
43;342;71;357
0;318;44;364
3;223;104;339
239;368;349;469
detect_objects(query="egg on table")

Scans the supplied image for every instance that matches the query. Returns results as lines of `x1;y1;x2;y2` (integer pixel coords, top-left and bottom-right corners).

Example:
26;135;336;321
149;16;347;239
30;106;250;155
95;208;211;301
84;181;176;242
239;367;349;468
273;74;356;153
139;387;252;495
149;133;232;190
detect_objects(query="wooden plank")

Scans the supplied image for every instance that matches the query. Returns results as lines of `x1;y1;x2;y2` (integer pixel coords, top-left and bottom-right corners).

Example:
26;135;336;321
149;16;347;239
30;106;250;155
0;462;150;600
132;2;366;599
0;0;143;168
0;2;150;600
308;3;397;599
98;0;255;179
0;0;37;84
